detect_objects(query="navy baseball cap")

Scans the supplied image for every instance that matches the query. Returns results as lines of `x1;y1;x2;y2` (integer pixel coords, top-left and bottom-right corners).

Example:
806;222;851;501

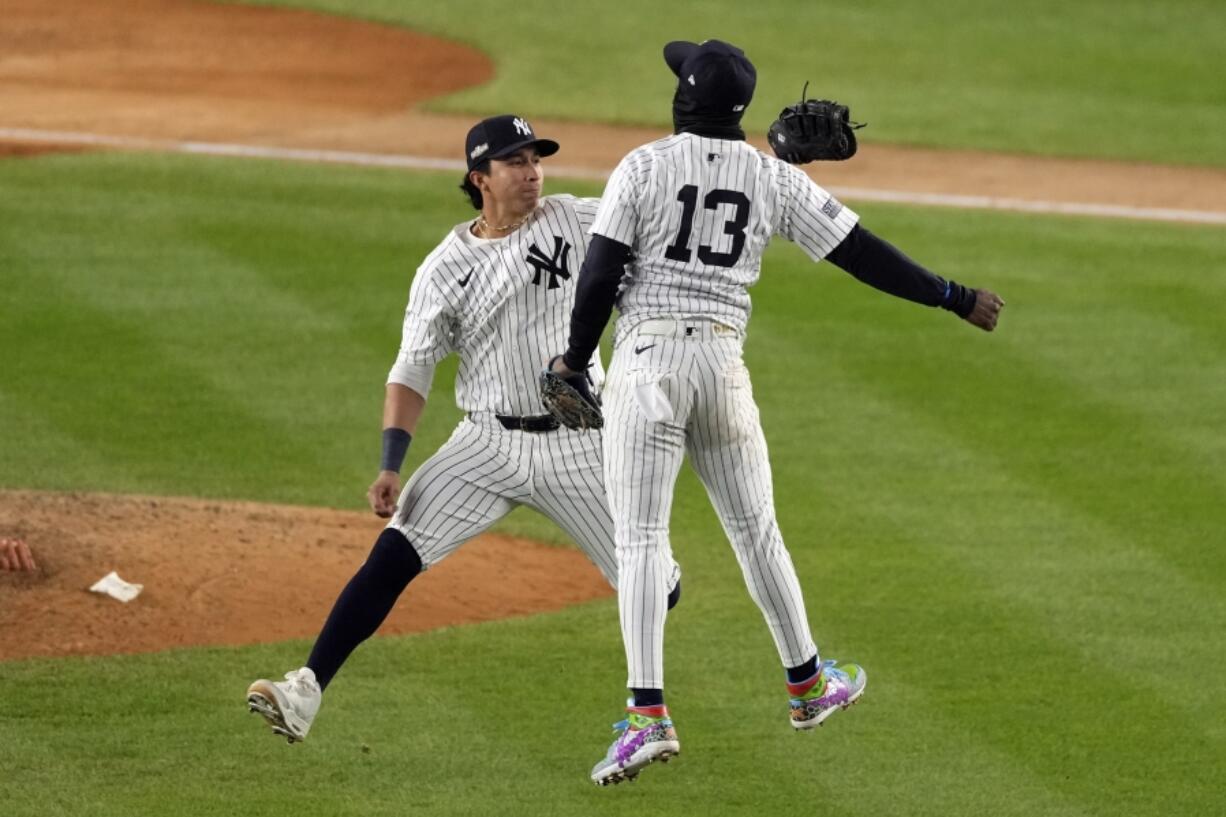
663;39;757;114
464;114;559;171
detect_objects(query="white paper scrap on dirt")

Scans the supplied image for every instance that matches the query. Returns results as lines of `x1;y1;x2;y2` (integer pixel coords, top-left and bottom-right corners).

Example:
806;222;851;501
89;571;144;603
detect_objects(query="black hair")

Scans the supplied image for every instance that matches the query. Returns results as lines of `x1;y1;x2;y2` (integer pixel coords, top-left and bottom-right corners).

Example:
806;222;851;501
459;160;490;210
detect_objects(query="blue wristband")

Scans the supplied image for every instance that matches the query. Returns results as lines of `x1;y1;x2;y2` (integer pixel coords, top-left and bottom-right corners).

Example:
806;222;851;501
940;279;977;318
380;428;412;473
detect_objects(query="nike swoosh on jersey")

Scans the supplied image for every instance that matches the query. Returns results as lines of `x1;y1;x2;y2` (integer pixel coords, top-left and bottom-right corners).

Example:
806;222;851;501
634;343;656;355
458;269;475;287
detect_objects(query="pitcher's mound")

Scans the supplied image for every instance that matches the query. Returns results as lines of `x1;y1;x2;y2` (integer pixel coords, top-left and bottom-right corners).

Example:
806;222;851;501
0;490;611;661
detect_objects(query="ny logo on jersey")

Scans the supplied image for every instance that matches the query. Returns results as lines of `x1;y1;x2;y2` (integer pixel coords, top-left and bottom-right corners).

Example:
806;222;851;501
526;237;572;289
513;117;532;137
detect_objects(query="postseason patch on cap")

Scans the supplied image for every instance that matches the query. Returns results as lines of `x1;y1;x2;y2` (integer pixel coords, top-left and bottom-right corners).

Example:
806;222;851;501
821;195;844;220
470;142;489;160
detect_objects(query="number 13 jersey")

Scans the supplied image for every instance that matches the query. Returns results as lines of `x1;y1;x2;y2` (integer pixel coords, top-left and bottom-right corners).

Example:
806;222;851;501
590;132;859;342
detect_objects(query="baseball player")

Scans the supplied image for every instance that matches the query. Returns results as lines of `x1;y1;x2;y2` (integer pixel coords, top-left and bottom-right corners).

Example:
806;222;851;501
246;114;680;744
549;40;1005;785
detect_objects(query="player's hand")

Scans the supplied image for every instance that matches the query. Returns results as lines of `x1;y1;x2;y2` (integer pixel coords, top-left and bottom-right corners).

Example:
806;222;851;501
0;537;37;572
367;471;401;518
549;355;580;378
965;289;1005;332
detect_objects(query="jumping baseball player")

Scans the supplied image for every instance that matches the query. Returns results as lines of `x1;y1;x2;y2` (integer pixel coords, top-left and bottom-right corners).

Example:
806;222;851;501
547;40;1005;785
246;114;680;744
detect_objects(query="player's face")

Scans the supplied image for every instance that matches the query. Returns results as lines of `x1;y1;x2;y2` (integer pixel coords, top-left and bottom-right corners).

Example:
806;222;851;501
485;147;544;212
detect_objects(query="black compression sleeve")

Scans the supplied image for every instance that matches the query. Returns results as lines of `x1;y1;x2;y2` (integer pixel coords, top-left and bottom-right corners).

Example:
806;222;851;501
562;234;631;372
826;224;947;305
826;224;978;317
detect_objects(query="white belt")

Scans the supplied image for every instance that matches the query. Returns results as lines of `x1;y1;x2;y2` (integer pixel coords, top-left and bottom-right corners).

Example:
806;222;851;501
635;318;741;340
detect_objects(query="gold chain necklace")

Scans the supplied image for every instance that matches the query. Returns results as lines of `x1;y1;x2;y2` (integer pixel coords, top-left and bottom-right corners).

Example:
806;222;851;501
475;210;532;238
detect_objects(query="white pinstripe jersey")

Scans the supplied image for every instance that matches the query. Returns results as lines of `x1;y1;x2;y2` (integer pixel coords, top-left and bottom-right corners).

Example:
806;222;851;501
591;133;859;341
394;194;604;415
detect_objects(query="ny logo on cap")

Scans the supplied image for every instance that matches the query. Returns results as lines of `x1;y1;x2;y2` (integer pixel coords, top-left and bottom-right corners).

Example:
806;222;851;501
513;117;532;137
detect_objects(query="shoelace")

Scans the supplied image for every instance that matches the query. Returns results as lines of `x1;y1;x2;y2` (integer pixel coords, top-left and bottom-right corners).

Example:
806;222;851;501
793;659;842;700
610;713;662;735
284;670;317;695
825;660;854;686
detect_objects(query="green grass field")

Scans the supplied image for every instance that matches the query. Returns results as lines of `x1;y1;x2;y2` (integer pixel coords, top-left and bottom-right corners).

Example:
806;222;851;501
2;151;1223;815
239;0;1226;166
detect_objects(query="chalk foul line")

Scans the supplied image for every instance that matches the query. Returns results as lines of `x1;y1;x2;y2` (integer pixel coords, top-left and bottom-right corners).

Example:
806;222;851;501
2;127;1223;226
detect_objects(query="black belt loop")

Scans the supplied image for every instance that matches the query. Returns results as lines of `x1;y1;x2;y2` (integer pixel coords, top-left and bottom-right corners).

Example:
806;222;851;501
491;413;560;433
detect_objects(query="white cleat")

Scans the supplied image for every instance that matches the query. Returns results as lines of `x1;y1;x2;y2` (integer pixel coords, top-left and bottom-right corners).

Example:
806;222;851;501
246;667;321;743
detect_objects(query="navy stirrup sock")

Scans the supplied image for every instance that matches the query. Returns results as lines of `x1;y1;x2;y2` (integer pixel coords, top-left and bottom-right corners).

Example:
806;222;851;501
786;655;819;686
306;529;422;690
631;688;665;708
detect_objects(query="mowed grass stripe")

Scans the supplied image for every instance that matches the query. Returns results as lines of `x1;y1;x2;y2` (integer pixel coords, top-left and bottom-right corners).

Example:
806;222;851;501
749;210;1226;578
760;415;1222;815
241;0;1226;165
0;606;1103;817
8;575;1210;816
645;534;1098;817
814;475;1221;814
816;325;1226;582
748;212;1224;672
1;154;468;502
5;293;332;495
769;364;1225;709
3;216;349;498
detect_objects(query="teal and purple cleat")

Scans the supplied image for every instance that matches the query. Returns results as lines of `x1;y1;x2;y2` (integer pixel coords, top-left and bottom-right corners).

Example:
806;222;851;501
590;704;680;786
789;659;866;730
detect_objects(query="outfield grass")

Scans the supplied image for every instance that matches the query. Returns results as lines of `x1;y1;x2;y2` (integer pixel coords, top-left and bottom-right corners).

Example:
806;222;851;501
235;0;1226;166
2;153;1224;815
0;152;463;508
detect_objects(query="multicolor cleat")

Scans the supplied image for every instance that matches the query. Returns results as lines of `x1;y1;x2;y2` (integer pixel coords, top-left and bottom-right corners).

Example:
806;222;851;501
590;704;681;786
789;659;867;730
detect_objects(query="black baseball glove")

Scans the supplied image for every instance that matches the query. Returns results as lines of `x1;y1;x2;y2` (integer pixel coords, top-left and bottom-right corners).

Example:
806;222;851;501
540;358;603;430
767;84;866;164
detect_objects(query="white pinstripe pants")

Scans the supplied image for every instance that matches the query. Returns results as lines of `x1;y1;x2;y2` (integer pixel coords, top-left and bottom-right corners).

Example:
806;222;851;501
605;319;818;689
387;414;638;587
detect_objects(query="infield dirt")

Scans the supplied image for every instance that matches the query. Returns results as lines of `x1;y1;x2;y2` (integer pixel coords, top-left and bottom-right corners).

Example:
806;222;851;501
0;491;611;661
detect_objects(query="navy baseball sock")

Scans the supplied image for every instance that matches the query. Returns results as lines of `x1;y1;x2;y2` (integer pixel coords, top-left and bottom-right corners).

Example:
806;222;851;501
667;577;681;610
631;688;665;708
786;655;819;686
306;528;422;691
